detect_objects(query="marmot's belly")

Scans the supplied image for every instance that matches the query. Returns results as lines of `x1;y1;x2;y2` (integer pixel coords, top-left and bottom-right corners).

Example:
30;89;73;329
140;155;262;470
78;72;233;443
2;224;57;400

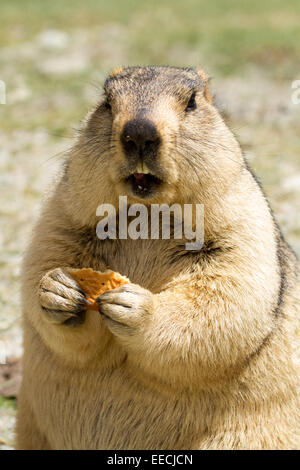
33;365;203;449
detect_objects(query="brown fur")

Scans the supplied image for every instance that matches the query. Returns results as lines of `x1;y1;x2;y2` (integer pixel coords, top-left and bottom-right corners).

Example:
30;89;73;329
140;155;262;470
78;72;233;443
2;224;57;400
17;66;300;449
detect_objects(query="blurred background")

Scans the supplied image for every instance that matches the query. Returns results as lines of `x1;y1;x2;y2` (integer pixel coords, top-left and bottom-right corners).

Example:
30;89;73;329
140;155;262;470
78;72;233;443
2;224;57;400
0;0;299;448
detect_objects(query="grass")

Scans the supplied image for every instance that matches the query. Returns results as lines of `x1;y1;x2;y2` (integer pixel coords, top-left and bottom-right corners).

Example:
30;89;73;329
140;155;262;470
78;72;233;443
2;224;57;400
0;397;16;411
1;0;300;135
1;0;300;75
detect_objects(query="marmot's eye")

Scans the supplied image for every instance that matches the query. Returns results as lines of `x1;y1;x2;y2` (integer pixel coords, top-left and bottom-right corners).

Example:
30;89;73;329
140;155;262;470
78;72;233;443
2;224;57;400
185;92;197;112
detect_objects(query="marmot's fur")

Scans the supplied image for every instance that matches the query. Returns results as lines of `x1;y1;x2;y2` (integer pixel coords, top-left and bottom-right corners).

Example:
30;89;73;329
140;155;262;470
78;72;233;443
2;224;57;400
17;66;300;449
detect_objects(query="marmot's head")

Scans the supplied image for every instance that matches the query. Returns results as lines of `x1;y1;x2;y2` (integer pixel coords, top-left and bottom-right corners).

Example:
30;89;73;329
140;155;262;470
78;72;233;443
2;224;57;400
66;66;243;224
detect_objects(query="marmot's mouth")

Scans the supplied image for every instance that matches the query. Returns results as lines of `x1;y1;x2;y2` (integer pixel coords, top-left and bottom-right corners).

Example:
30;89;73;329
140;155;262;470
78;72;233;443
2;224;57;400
126;172;162;197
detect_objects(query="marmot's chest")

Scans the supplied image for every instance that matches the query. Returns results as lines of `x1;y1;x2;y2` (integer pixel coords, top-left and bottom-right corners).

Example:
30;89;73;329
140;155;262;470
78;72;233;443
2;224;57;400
76;235;190;293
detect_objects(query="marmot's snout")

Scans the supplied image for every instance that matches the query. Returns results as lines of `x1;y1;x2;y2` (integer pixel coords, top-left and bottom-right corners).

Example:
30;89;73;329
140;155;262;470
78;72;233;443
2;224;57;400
121;118;161;162
121;118;163;198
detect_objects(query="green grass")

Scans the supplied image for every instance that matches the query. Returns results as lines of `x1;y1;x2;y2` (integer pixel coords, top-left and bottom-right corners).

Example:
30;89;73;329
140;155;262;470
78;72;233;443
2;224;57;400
0;397;16;411
1;0;300;76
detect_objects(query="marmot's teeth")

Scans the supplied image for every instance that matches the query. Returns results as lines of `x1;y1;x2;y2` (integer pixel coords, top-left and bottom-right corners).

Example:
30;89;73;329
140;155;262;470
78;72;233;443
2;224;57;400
136;162;151;174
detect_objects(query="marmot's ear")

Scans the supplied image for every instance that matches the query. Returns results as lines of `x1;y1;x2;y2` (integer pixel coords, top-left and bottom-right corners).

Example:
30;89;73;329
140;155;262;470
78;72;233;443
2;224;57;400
109;66;124;78
196;68;213;104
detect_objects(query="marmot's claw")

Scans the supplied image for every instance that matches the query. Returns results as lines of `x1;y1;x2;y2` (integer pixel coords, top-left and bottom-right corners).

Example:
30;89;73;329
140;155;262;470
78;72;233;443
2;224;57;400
39;267;87;326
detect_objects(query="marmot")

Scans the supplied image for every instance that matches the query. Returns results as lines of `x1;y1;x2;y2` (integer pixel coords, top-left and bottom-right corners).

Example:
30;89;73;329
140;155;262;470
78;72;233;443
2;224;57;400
17;66;300;450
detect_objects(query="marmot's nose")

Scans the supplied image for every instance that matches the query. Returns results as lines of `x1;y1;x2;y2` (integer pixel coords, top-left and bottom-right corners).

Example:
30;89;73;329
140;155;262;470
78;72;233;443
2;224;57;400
121;118;160;160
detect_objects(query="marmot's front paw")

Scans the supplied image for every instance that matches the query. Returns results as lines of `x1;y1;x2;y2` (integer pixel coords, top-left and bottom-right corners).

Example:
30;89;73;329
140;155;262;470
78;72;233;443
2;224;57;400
39;268;89;327
97;284;154;338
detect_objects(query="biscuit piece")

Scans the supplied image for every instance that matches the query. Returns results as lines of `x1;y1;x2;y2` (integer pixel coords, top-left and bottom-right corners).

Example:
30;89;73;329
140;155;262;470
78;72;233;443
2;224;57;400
68;268;129;311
